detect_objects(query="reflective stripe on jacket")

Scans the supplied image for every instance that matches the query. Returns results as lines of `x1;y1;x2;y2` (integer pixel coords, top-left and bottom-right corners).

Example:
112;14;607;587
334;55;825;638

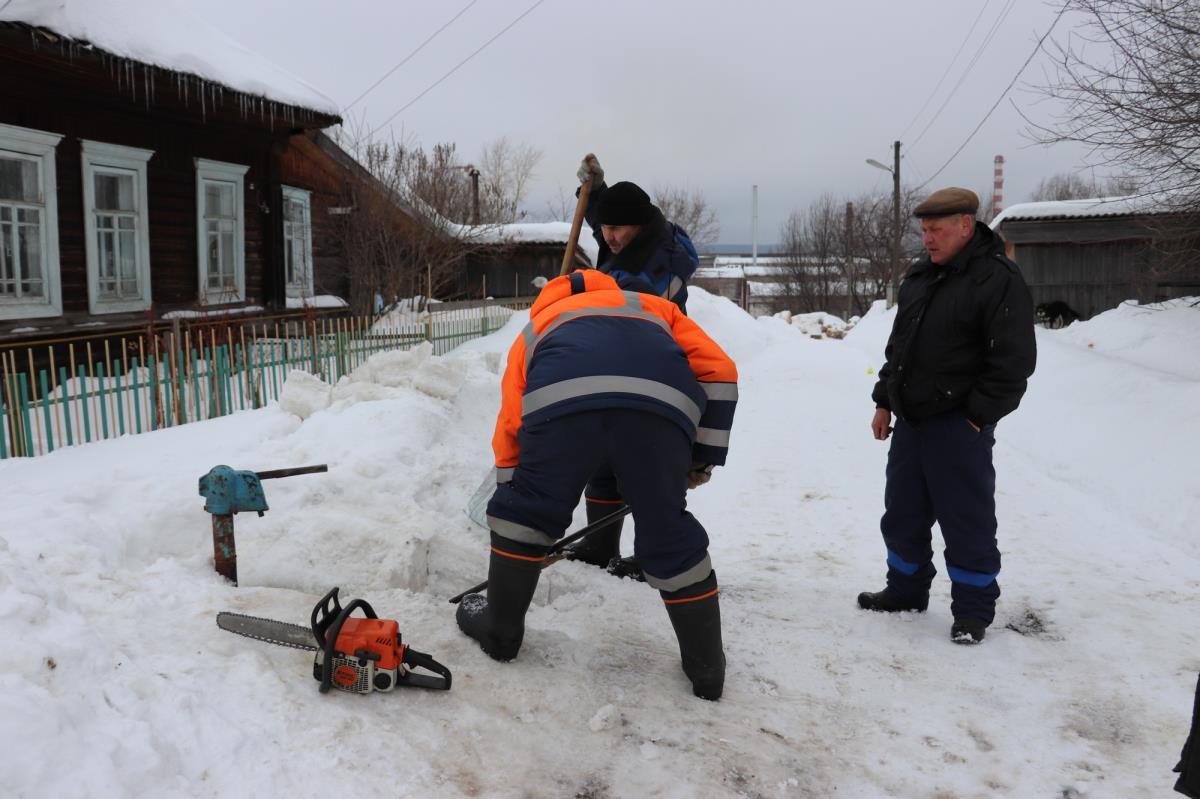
492;269;737;476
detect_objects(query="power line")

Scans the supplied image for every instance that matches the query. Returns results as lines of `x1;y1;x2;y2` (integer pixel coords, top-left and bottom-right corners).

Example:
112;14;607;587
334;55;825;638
909;0;1017;152
343;0;480;113
916;5;1070;191
368;0;547;138
898;1;992;141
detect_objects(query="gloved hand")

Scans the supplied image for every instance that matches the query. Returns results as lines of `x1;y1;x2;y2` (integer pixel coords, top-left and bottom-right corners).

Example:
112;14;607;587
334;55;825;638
687;462;714;490
577;153;603;186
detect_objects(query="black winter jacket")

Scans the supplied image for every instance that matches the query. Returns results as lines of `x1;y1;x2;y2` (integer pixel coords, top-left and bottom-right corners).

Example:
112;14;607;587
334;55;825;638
871;222;1036;426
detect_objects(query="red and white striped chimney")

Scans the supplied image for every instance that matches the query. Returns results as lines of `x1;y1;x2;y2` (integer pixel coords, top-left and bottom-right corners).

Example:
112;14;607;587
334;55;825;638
992;155;1005;220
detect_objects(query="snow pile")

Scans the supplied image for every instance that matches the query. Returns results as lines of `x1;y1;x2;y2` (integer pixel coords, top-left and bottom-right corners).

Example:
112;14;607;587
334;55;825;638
773;309;851;339
1052;297;1200;380
0;0;338;114
0;286;1196;796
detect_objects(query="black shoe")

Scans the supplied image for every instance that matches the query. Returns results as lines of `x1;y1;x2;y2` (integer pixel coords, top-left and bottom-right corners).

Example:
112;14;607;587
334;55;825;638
456;534;545;661
565;502;624;567
857;588;929;613
951;617;987;645
662;571;725;701
606;555;646;582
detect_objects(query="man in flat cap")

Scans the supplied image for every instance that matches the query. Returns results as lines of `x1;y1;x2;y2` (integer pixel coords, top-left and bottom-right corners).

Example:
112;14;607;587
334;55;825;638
859;186;1036;644
563;155;702;576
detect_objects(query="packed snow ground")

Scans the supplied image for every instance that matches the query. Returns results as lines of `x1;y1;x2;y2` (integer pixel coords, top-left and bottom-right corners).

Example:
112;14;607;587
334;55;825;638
1;291;1197;798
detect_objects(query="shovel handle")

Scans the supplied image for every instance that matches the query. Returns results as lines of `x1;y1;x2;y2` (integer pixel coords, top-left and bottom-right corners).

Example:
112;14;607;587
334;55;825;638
560;154;599;275
448;505;631;603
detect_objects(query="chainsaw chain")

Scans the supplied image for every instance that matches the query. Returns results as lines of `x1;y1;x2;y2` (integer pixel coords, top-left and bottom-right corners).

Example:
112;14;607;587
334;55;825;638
216;611;318;651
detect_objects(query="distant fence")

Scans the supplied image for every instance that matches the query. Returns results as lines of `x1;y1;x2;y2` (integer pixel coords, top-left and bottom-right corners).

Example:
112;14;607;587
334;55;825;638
0;297;532;459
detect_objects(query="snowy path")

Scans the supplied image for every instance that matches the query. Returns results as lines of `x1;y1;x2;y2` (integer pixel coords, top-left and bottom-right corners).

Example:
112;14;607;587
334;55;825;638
1;293;1196;798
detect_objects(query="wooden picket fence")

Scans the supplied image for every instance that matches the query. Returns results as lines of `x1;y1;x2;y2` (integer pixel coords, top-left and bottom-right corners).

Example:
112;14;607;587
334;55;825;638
0;298;531;459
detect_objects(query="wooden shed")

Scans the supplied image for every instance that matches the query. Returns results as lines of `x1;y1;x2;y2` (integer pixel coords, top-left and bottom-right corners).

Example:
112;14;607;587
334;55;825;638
991;197;1200;320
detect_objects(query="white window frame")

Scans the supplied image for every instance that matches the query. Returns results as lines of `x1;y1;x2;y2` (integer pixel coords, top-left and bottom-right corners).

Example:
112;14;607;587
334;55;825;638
0;122;63;320
82;140;154;315
281;185;314;298
194;158;248;305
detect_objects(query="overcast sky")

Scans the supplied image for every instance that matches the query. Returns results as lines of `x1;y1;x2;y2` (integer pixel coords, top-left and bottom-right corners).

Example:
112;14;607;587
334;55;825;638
205;0;1097;245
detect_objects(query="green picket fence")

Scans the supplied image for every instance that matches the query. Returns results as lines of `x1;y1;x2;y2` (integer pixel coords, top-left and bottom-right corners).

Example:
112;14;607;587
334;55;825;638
0;299;530;459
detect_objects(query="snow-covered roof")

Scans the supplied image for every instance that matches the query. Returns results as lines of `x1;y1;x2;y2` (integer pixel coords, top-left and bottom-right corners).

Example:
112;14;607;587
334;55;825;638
0;0;339;116
456;221;601;267
990;194;1167;226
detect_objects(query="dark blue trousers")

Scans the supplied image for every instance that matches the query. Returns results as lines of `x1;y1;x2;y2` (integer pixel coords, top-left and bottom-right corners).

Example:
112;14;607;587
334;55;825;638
487;409;711;590
880;410;1001;624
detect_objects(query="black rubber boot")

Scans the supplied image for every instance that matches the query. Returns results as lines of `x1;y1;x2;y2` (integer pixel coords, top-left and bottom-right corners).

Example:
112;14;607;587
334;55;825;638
566;500;624;567
456;533;546;661
857;587;929;613
950;617;987;645
662;571;726;701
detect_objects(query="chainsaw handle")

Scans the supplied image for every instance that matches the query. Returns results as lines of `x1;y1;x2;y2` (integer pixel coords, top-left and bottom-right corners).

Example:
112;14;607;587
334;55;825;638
315;594;379;694
403;646;453;691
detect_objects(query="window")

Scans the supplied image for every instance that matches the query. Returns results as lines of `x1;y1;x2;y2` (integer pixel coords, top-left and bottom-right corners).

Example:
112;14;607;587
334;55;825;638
82;140;154;314
0;122;62;319
195;158;248;304
282;186;313;298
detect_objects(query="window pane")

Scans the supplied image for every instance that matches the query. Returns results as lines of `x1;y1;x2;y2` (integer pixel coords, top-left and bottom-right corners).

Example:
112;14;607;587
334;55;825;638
117;216;135;231
118;231;136;281
98;229;115;279
95;172;135;211
18;223;43;296
0;220;11;292
0;156;38;203
205;182;234;217
17;208;40;225
221;232;234;281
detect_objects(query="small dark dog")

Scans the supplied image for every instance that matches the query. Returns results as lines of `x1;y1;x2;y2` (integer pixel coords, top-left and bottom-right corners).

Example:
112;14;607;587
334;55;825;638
1036;300;1082;329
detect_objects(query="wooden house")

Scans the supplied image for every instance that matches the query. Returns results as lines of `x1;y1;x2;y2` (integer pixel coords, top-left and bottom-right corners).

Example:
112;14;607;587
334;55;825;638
0;3;344;343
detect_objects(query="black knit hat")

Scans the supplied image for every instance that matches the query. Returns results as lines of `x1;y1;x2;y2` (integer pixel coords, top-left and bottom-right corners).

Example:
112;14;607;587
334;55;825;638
595;181;655;226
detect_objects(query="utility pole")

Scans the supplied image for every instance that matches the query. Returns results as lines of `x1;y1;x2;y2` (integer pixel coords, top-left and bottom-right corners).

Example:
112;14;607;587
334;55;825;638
844;201;855;320
866;141;902;308
751;184;759;270
889;140;901;308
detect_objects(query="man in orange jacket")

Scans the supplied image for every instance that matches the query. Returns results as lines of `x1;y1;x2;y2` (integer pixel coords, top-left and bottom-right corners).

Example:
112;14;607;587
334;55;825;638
456;268;738;700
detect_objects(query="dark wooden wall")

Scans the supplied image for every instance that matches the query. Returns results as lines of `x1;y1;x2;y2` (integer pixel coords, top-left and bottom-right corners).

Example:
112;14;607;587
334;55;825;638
461;245;567;299
999;214;1200;319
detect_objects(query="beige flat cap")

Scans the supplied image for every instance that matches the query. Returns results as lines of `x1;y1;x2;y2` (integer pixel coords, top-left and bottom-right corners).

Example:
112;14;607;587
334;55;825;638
913;187;979;218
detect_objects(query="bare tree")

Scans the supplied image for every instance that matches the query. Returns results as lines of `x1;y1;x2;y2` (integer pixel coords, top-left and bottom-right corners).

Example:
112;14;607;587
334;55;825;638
1029;170;1143;201
325;131;515;314
1032;0;1200;211
777;194;843;313
652;185;720;246
478;136;543;223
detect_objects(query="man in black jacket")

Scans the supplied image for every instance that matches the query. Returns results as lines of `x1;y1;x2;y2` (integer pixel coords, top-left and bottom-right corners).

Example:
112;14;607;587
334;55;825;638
860;187;1036;645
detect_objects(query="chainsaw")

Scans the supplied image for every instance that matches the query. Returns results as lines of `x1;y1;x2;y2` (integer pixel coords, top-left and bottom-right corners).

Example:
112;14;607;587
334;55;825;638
217;587;452;694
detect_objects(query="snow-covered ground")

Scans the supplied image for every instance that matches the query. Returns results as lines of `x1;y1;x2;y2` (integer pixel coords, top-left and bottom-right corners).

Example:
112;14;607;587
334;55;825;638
1;291;1196;798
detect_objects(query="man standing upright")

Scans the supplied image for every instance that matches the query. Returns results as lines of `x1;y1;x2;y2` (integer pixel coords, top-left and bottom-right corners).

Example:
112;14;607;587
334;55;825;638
860;187;1036;645
566;156;701;575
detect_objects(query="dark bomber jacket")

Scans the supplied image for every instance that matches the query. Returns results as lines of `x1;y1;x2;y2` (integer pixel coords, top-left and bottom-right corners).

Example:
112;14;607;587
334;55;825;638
871;221;1036;426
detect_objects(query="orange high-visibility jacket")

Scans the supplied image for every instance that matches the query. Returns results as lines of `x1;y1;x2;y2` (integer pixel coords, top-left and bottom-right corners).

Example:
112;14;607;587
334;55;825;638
492;270;738;480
